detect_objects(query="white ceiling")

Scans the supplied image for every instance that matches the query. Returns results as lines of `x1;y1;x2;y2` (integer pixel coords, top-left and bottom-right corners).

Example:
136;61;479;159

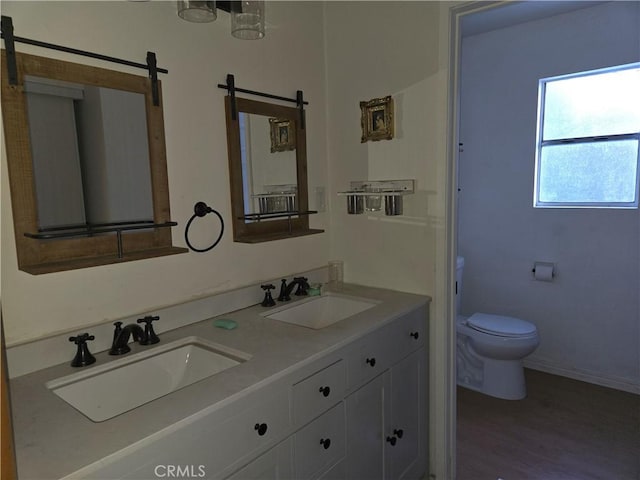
461;1;609;37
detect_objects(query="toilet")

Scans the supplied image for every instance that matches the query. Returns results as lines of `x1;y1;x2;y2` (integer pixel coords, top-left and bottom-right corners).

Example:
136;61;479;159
456;256;539;400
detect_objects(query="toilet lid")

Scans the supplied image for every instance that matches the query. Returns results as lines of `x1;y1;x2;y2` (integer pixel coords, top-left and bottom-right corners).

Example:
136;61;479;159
467;313;537;337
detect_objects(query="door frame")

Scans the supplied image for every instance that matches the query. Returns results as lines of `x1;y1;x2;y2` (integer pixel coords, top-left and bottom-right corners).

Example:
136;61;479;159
443;2;510;479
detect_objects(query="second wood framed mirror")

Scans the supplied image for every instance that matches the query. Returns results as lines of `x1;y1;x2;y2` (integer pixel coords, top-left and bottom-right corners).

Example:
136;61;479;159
225;95;323;243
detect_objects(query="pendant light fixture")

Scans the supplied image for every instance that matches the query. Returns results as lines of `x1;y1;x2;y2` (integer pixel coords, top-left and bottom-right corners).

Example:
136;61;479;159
177;0;265;40
230;1;265;40
177;1;217;23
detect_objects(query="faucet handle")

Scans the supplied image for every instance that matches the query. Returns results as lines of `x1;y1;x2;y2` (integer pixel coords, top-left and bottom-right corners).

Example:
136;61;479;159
112;321;123;342
277;279;290;302
261;284;276;307
69;333;96;367
137;316;160;345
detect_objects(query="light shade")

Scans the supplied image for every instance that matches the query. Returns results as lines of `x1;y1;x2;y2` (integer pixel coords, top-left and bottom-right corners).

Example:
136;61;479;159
177;1;217;23
231;1;265;40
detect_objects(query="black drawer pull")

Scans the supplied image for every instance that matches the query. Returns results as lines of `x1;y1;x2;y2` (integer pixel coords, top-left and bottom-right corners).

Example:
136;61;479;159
254;423;268;436
410;331;419;340
394;428;404;439
319;386;331;397
366;357;376;367
386;435;397;446
320;438;331;449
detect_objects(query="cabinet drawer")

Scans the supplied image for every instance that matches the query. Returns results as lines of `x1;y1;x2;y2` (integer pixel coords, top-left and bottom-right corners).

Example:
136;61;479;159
292;360;346;426
119;389;291;479
346;330;390;389
387;307;426;365
293;402;346;480
225;438;293;480
210;389;291;471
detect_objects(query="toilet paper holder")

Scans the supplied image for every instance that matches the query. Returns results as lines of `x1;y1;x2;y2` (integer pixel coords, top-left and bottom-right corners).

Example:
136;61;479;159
532;262;555;280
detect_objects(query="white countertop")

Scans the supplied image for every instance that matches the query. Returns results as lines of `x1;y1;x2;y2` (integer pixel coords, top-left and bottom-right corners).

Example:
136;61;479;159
10;284;429;480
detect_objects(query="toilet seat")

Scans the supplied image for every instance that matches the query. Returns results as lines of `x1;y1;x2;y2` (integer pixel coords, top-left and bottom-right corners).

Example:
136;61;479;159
467;313;537;338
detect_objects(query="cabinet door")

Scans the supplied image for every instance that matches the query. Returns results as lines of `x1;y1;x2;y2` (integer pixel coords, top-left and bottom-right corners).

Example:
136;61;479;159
385;348;427;480
293;402;346;480
345;374;385;480
226;438;293;480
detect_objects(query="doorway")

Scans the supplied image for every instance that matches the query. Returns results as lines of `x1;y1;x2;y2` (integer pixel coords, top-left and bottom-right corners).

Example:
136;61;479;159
448;1;639;478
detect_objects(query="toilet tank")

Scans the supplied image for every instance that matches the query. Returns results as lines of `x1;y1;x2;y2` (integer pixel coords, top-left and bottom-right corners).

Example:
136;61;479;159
456;256;464;312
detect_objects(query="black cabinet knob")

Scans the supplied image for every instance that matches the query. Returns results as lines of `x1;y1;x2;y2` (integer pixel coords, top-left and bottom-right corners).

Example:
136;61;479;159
320;438;331;450
319;386;331;397
386;436;397;446
366;357;376;367
410;331;419;339
254;423;268;436
394;428;404;439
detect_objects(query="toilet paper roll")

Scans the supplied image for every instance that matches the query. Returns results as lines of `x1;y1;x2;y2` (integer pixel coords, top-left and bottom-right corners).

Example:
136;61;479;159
533;262;554;282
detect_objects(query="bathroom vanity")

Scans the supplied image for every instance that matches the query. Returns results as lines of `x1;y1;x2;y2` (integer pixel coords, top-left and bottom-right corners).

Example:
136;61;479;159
9;285;429;479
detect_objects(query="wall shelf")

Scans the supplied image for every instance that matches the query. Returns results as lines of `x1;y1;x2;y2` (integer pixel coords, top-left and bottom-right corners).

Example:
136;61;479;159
338;180;415;216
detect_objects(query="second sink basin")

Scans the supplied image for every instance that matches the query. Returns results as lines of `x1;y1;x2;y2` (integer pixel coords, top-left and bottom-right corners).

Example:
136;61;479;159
263;292;379;329
46;336;251;422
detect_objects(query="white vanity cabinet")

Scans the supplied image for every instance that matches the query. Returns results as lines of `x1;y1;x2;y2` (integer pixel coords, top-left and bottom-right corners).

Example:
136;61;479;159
345;348;427;480
385;348;427;480
54;302;428;480
345;305;428;480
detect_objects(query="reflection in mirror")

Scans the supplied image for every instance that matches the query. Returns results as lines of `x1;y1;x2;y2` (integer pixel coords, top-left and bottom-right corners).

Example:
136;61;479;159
225;96;323;243
24;76;153;230
238;112;297;218
1;50;186;273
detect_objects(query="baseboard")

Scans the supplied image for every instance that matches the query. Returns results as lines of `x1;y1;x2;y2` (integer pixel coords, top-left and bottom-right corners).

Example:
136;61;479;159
524;358;640;395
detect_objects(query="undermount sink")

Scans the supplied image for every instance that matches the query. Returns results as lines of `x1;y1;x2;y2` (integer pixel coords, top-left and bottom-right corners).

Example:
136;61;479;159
46;336;251;422
263;292;379;329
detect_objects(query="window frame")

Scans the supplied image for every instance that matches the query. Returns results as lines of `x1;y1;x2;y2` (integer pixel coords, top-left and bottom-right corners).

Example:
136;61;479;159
534;63;640;209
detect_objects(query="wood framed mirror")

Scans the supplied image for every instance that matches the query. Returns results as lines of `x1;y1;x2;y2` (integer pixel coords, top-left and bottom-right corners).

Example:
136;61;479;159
1;51;187;274
225;95;323;243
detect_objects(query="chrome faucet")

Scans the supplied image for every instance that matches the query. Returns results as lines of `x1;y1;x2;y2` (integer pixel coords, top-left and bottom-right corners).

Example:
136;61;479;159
109;316;160;355
277;277;309;302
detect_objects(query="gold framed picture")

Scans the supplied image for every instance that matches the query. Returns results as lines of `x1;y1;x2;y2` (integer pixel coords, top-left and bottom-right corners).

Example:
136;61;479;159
360;95;394;142
269;118;296;153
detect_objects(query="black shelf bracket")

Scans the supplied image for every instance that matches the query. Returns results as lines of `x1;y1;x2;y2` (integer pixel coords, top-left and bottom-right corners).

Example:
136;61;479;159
218;73;309;122
24;221;178;259
296;90;306;130
227;73;237;120
1;16;167;101
146;51;160;106
1;16;17;85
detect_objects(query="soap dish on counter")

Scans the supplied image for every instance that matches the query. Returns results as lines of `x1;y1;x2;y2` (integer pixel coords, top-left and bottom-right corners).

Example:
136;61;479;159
338;180;414;216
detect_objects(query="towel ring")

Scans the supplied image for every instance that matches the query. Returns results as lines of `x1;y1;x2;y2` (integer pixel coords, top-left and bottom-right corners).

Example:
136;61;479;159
184;201;224;252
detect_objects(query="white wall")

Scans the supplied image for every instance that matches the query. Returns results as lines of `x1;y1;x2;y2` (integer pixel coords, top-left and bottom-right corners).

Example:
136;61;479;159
458;2;640;392
324;2;453;477
324;1;442;295
1;3;456;477
0;1;329;344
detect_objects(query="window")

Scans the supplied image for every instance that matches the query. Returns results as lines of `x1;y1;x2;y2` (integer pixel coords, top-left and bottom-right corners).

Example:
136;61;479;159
534;63;640;208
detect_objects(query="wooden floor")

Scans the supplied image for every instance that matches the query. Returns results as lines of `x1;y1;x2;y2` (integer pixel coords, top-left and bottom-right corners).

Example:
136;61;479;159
456;369;640;480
